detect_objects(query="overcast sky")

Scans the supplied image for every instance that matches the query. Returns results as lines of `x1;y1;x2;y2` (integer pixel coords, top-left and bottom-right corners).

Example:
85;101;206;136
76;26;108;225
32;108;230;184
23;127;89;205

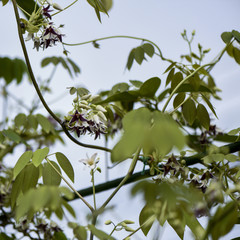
1;0;240;239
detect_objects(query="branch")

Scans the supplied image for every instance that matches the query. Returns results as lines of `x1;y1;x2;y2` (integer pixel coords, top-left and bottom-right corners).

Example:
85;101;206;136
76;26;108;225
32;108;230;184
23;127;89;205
11;0;111;153
70;140;240;200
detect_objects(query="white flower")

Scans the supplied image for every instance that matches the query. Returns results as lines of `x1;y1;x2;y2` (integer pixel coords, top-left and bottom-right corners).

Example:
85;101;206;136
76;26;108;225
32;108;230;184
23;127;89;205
79;153;99;169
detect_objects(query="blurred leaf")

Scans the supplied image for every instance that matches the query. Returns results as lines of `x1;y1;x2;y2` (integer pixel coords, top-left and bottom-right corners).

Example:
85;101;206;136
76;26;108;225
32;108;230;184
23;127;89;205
232;30;240;43
135;46;145;64
73;225;87;240
14;113;27;128
53;232;68;240
88;225;115;240
42;161;62;186
142;43;155;57
197;104;210;130
221;32;233;44
2;129;22;143
67;58;81;76
98;92;137;104
13;151;33;179
207;202;238;240
21;163;39;193
175;83;212;93
62;200;76;218
129;80;143;88
126;49;135;70
201;93;218;118
182;99;197;126
2;0;9;6
27;115;38;129
0;57;27;85
233;47;240;64
56;152;74;183
138;77;161;98
32;147;49;167
139;204;156;236
36;114;54;133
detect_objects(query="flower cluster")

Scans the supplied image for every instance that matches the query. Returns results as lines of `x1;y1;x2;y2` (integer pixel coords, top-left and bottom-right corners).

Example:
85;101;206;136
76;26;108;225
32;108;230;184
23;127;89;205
21;0;64;51
65;94;108;139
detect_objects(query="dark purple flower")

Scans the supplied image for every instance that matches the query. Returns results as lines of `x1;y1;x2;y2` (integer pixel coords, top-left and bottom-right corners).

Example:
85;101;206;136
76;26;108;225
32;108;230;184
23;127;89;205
42;5;53;19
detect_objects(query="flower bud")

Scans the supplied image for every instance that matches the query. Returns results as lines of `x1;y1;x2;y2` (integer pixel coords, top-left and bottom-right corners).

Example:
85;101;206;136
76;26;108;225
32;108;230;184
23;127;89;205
96;105;107;112
53;3;63;11
104;220;112;225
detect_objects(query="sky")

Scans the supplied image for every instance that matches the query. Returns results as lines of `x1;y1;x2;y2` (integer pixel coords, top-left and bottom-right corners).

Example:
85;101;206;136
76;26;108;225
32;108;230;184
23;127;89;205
0;0;240;239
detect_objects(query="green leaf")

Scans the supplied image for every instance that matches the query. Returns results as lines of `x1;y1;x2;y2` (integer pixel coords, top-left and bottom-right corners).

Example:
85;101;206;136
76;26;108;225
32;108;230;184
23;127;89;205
232;30;240;43
126;48;135;70
56;152;74;183
11;170;25;207
138;77;161;98
27;115;38;129
233;47;240;64
182;99;197;125
139;205;156;236
142;43;155;57
98;92;137;104
0;233;12;240
197;104;210;130
225;154;238;162
73;225;87;240
134;46;145;64
173;93;185;109
158;88;170;102
13;151;33;179
88;225;115;240
163;62;176;74
42;161;62;186
2;129;21;143
53;232;68;240
129;80;143;88
171;72;183;91
221;32;233;44
165;68;175;87
36;114;53;133
21;164;39;193
208;202;238;240
32;147;49;167
62;200;76;218
14;113;27;128
228;128;240;136
201;93;218;118
175;83;212;93
67;58;81;76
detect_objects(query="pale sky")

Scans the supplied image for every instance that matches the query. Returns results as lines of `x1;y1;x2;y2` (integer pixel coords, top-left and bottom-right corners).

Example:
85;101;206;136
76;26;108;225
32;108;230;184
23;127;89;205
0;0;240;239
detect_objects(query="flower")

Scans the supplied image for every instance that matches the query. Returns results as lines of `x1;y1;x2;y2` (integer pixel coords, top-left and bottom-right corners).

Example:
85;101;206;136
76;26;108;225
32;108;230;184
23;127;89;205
79;153;99;169
41;25;64;49
42;5;53;19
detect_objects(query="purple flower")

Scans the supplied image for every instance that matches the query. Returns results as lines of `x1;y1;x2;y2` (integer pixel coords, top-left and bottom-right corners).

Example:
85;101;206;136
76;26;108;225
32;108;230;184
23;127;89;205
42;5;53;19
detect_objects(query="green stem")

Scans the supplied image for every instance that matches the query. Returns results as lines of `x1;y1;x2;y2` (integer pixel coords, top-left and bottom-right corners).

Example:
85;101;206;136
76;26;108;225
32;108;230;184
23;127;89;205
91;169;97;210
45;157;94;212
51;0;78;17
99;146;141;211
12;0;111;153
64;35;170;62
123;215;155;240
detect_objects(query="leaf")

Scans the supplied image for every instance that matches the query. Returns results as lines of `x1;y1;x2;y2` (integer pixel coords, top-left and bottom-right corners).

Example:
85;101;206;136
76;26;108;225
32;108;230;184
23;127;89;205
36;114;53;133
32;147;49;167
165;68;175;87
13;151;33;179
56;152;74;183
73;225;87;240
134;46;145;64
52;232;68;240
171;72;183;91
42;161;62;186
197;104;210;130
139;205;156;236
142;43;155;57
21;164;39;193
27;115;38;129
138;77;161;98
182;99;197;125
175;83;212;93
208;202;238;240
2;0;9;6
14;113;27;128
129;80;143;88
2;129;22;143
126;48;135;70
173;93;185;109
98;92;137;104
11;170;25;207
62;200;76;218
232;30;240;43
233;47;240;64
201;93;218;118
163;62;176;74
158;88;170;102
88;225;116;240
67;58;81;76
221;32;233;44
